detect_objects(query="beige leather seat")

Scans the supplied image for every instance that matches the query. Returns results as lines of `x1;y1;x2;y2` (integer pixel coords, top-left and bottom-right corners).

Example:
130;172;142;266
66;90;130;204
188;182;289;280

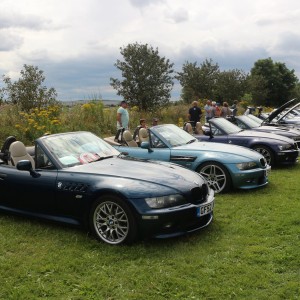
195;122;203;135
184;123;193;134
139;128;149;143
9;141;35;168
123;131;138;147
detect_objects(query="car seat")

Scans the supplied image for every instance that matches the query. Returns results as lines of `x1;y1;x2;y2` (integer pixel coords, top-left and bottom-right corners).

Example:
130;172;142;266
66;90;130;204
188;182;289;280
139;128;149;142
123;131;138;147
184;123;193;134
9;141;35;169
195;122;203;135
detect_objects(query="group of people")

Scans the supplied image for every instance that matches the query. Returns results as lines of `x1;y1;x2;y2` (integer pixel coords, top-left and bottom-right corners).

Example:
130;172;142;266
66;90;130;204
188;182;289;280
115;98;238;141
188;100;238;125
115;100;158;142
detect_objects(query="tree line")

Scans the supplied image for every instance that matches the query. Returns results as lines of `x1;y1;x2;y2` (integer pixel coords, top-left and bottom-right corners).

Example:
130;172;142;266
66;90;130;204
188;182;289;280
1;42;299;112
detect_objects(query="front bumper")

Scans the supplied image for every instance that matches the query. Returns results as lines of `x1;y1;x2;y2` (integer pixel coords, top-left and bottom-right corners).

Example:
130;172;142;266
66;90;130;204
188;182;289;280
228;165;270;190
276;149;299;165
136;190;214;239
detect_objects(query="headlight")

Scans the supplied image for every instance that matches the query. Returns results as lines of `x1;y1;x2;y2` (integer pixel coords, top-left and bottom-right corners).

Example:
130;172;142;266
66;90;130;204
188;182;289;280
236;161;257;170
145;194;185;208
278;144;292;151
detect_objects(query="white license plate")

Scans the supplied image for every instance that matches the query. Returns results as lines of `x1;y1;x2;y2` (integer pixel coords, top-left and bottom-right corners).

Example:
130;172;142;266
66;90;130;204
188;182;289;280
197;202;214;217
264;166;271;177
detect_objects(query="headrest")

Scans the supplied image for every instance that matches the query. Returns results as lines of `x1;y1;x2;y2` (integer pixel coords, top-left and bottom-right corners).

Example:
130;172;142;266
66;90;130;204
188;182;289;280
139;128;148;139
185;123;193;134
123;130;133;141
9;141;27;157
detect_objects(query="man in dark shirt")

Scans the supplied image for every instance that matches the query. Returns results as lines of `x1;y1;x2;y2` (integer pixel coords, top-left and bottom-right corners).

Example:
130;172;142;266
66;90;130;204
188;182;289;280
188;101;202;126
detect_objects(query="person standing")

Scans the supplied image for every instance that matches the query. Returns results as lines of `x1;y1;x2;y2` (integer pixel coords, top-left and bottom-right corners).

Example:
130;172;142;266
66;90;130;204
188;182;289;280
220;102;231;118
188;101;202;126
231;100;238;116
117;100;129;130
204;100;213;122
211;101;221;118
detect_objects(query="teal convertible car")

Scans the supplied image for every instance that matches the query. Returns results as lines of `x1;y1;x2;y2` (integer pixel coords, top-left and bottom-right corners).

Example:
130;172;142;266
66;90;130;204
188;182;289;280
105;124;270;193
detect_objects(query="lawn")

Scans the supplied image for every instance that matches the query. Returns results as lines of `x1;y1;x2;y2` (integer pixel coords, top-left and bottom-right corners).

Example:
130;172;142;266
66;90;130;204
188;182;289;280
0;164;299;300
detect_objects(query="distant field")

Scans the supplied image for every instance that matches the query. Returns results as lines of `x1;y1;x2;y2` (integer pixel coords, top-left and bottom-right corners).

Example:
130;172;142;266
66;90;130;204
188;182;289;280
0;163;299;299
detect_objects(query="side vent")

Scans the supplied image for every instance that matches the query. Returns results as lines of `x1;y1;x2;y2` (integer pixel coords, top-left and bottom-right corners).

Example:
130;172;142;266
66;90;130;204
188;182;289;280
62;182;89;193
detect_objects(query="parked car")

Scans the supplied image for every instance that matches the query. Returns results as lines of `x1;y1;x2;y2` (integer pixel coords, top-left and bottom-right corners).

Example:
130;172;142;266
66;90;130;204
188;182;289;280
226;115;300;148
262;98;300;128
199;117;299;166
104;124;270;194
0;131;215;245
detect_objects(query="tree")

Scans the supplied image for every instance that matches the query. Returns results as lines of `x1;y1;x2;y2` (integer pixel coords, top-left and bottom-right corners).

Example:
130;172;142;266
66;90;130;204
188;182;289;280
214;69;248;103
245;74;269;106
176;59;220;103
110;43;174;111
290;82;300;100
250;58;298;107
0;64;58;112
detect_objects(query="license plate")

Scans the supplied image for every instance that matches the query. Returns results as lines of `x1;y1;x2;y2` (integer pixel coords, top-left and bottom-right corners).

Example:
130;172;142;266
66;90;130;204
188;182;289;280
264;166;271;177
197;201;214;217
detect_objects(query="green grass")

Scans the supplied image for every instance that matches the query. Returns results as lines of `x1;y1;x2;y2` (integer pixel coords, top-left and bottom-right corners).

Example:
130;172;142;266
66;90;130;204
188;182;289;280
0;164;299;300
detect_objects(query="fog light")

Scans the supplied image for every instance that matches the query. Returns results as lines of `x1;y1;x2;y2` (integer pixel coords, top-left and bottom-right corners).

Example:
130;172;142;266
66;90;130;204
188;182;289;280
142;215;159;220
163;222;173;228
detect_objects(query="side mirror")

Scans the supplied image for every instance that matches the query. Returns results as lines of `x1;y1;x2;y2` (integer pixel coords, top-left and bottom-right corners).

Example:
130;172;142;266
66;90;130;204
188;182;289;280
140;141;153;153
17;160;40;178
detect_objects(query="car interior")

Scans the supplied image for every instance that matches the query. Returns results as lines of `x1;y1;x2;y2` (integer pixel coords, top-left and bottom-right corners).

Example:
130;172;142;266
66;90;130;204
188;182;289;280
8;140;35;168
123;130;138;147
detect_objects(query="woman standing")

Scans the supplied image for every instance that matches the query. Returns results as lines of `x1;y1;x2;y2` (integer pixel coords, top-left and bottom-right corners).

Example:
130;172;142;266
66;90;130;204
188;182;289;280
220;102;232;118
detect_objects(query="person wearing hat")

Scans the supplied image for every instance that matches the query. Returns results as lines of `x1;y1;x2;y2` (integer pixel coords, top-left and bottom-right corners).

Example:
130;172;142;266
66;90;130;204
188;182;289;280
116;100;129;130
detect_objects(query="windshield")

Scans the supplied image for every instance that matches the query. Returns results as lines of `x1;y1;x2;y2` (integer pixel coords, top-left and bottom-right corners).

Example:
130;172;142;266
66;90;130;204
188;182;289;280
151;124;197;147
42;132;120;167
238;116;262;127
247;114;263;125
210;118;242;134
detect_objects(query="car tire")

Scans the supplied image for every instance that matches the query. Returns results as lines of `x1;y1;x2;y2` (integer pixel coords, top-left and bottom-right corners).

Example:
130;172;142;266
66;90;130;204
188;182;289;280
89;195;137;245
197;161;231;193
252;145;274;166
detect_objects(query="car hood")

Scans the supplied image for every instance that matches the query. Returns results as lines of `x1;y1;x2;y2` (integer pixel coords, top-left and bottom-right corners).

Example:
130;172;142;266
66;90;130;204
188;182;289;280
175;141;262;160
234;130;294;143
66;156;203;188
257;126;299;137
264;98;299;123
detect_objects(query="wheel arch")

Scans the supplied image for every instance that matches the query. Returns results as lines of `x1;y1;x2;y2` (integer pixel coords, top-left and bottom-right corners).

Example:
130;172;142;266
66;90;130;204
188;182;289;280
82;189;140;229
251;143;275;165
195;160;232;193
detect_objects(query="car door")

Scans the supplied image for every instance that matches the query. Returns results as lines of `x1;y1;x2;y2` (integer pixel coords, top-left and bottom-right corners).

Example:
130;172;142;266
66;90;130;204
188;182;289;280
116;131;171;162
0;163;57;214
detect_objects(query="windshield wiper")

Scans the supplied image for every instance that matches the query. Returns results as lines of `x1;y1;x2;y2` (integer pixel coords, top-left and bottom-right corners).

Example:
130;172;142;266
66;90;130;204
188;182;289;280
186;139;197;144
92;155;113;162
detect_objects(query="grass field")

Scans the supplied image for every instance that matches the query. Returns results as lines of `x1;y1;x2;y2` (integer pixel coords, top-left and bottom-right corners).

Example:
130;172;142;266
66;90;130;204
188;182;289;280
0;163;299;300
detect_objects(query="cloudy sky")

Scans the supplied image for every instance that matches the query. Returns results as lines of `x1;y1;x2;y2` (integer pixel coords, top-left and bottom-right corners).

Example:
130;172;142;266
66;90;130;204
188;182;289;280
1;0;300;102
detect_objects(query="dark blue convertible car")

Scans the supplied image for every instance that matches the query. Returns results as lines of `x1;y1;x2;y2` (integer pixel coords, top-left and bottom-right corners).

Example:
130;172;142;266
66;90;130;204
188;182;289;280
226;115;300;148
199;117;299;166
0;131;215;245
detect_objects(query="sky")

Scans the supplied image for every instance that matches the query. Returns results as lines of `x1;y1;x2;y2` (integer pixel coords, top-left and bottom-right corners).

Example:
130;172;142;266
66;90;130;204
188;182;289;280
1;0;300;102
